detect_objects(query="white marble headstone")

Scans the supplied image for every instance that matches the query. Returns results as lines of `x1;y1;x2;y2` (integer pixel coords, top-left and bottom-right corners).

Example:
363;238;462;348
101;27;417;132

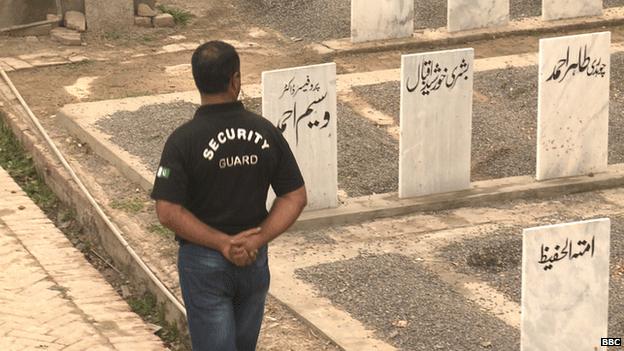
536;32;610;181
521;218;611;351
262;63;338;210
447;0;509;32
399;48;474;198
351;0;414;43
543;0;602;21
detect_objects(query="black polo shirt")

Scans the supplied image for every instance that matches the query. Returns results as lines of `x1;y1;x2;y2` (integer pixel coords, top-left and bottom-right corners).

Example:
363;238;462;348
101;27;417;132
150;101;304;236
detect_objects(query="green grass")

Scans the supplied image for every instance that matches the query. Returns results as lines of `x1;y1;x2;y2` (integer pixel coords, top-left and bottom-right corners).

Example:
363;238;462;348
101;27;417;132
0;113;58;211
156;5;192;25
103;30;122;41
110;198;145;214
148;223;175;238
128;293;186;349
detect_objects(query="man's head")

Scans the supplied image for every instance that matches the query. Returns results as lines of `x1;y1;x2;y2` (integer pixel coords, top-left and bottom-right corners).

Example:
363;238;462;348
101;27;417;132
192;41;241;101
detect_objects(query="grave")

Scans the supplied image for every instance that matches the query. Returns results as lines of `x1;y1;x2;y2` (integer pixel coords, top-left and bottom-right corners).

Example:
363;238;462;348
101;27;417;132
543;0;602;21
521;218;611;350
84;0;134;32
399;48;474;198
447;0;509;32
351;0;414;43
262;63;338;210
536;31;610;180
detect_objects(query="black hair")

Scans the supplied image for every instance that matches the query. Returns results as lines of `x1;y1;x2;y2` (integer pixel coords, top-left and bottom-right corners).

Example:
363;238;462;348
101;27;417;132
191;41;240;95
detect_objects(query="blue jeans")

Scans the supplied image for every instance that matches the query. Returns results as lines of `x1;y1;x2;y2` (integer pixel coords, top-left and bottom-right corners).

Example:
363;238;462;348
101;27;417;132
178;242;270;351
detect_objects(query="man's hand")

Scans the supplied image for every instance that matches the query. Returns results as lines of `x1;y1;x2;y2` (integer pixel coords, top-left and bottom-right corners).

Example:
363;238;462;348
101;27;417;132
221;227;261;266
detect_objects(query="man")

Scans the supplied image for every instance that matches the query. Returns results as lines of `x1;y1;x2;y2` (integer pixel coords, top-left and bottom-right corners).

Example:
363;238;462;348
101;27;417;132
151;40;307;351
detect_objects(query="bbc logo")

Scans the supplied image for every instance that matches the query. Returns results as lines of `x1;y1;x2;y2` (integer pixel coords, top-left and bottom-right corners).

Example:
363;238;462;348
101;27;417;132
601;338;622;346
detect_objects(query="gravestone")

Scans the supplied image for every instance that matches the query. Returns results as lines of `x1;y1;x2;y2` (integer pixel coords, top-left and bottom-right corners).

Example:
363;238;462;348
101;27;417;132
543;0;602;21
85;0;134;32
262;63;338;210
521;218;610;351
536;32;610;180
351;0;414;43
447;0;509;32
399;48;474;198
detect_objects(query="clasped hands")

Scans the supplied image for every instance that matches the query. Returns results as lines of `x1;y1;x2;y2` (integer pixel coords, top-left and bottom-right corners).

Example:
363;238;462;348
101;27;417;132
221;227;263;267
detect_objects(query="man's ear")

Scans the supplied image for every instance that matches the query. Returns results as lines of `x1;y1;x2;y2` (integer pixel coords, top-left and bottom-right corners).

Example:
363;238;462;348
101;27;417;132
231;71;241;95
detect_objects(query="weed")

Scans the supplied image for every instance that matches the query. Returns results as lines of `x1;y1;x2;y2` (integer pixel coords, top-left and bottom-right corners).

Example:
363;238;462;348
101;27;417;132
129;293;185;349
148;223;174;238
0;114;58;211
156;5;192;25
103;30;122;41
110;198;145;214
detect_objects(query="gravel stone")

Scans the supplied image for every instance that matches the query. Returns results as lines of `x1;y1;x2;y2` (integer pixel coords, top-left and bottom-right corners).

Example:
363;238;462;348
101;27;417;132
337;103;398;197
95;99;398;197
233;0;624;42
95;101;198;173
439;213;624;335
296;253;520;350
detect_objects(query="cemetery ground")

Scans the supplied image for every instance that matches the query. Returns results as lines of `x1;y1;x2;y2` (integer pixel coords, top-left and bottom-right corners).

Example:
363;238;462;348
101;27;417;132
3;1;624;349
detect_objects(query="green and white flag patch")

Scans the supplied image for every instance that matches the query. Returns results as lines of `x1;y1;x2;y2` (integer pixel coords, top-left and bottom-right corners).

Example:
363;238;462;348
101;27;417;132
156;166;171;179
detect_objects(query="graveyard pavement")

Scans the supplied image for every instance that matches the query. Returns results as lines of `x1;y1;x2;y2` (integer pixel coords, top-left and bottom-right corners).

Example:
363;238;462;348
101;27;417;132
0;166;167;351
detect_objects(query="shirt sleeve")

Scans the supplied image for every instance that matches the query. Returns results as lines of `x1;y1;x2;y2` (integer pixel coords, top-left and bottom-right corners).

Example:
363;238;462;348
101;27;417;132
150;133;189;205
271;130;305;197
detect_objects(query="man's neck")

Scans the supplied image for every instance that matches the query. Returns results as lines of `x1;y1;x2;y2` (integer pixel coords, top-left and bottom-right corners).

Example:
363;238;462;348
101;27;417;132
200;93;237;106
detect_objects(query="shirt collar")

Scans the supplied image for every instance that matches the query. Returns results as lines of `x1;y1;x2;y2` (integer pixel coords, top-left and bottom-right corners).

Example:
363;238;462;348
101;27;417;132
194;101;245;118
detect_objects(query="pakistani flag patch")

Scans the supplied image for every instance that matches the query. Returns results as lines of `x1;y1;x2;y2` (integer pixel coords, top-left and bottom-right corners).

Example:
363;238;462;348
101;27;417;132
156;166;171;179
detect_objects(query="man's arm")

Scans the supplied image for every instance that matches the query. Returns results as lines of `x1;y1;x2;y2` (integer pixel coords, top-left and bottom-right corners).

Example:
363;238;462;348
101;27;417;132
231;185;307;250
155;200;258;265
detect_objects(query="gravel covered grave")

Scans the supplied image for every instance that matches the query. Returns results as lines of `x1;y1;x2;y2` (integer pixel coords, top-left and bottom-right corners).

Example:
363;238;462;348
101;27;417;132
96;53;624;197
439;211;624;335
295;253;520;350
233;0;624;41
353;52;624;181
96;99;398;197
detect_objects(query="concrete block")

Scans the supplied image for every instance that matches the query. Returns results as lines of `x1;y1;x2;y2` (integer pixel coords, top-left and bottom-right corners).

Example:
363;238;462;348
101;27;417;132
64;11;86;32
399;48;474;198
536;32;610;180
521;218;610;350
84;0;134;32
137;3;156;17
152;13;174;27
134;16;152;27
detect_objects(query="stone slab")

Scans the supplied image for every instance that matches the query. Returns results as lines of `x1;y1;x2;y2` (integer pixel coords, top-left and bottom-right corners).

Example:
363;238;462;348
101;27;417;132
262;63;338;210
84;0;134;32
351;0;414;43
521;218;610;351
399;48;473;198
51;27;81;46
543;0;602;21
447;0;509;32
536;32;610;180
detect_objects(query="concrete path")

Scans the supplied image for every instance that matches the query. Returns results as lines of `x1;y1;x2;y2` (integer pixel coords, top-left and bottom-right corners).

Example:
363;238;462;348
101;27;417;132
0;166;167;351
